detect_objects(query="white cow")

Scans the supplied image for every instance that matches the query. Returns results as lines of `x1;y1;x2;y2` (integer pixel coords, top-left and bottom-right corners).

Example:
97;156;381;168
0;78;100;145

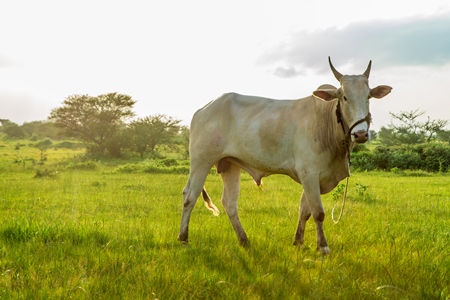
178;57;392;254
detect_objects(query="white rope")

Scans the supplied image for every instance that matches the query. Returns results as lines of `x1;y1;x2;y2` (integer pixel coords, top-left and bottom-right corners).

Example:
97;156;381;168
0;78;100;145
332;177;349;224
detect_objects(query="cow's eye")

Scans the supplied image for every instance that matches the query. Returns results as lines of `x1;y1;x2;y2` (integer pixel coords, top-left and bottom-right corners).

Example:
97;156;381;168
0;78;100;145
343;96;348;101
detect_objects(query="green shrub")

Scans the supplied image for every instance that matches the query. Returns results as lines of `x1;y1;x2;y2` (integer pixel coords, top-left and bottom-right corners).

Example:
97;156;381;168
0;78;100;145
34;167;58;178
54;141;85;149
142;165;160;173
388;145;422;170
114;160;190;174
66;161;98;170
332;183;346;201
422;142;450;172
171;166;190;174
160;158;178;167
115;163;142;173
351;142;450;172
91;180;106;187
351;151;376;171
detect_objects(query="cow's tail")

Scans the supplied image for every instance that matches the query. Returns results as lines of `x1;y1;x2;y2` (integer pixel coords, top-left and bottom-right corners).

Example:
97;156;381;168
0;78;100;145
202;188;220;216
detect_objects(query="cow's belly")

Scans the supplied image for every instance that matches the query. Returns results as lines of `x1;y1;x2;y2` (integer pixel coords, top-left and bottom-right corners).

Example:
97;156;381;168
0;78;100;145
219;152;297;186
221;153;348;195
222;136;349;193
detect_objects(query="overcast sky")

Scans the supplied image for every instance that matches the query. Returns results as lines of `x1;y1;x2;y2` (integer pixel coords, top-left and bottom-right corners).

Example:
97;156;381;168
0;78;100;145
1;0;450;131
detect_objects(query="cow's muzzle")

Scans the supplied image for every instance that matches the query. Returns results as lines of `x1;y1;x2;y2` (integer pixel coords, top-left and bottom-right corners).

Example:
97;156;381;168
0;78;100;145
353;130;369;143
348;113;372;144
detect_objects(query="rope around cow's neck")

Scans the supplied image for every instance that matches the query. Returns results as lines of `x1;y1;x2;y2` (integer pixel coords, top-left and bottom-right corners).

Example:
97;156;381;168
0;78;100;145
332;176;349;224
332;100;369;224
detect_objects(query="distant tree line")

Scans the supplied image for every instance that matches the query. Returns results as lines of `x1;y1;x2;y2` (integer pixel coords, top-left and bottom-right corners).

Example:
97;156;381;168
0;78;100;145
0;119;64;140
1;92;188;159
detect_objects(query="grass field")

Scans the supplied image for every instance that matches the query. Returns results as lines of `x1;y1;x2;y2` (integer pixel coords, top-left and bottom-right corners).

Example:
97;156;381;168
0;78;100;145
0;141;448;299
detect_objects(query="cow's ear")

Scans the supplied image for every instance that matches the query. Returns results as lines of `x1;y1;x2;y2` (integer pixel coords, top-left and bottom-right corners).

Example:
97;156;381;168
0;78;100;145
370;85;392;99
313;89;339;101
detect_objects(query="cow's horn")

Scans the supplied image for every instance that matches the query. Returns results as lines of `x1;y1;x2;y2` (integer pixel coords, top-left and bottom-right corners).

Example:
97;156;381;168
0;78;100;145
328;56;343;82
363;60;372;78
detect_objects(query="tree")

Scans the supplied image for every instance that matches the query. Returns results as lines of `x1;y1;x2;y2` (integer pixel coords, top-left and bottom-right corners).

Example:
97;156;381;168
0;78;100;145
437;130;450;142
422;117;449;143
33;138;53;164
378;109;449;145
377;126;396;146
49;93;136;157
105;125;129;158
128;114;182;158
0;119;25;139
176;126;190;159
21;121;65;140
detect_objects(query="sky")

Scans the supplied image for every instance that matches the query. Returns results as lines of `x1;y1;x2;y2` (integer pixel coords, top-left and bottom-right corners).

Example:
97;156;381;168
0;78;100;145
1;0;450;131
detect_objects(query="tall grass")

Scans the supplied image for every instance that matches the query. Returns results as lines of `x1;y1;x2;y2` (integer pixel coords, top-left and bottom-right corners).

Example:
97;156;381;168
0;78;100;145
0;142;448;298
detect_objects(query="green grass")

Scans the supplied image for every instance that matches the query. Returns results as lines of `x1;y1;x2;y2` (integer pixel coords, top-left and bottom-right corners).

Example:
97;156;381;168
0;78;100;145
0;141;448;299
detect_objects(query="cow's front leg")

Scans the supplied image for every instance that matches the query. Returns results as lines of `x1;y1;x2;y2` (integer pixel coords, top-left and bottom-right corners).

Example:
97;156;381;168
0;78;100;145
299;173;330;254
294;192;311;246
313;211;329;254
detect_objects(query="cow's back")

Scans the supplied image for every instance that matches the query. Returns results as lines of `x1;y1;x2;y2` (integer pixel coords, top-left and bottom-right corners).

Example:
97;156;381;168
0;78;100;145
191;92;305;149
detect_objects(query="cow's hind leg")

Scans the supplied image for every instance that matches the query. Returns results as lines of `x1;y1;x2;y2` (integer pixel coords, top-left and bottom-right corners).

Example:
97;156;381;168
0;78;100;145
178;168;210;244
294;192;311;247
220;163;248;246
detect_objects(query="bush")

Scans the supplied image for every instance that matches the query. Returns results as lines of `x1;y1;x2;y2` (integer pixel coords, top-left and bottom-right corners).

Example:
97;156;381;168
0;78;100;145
159;158;178;167
422;142;450;172
114;159;190;174
351;141;450;172
351;151;376;171
388;145;422;170
35;167;58;178
54;141;85;149
115;163;142;173
66;161;98;170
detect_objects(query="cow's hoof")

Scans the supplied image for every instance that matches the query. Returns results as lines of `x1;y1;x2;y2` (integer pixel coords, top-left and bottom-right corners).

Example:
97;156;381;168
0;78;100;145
293;240;304;247
318;246;330;255
239;239;250;247
177;233;188;244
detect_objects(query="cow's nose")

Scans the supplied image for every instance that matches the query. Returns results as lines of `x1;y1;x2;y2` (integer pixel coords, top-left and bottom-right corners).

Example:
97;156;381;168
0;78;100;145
353;130;369;143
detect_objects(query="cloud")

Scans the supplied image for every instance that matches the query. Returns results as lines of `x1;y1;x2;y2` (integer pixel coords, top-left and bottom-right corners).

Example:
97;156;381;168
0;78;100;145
0;56;15;68
270;66;306;78
258;12;450;77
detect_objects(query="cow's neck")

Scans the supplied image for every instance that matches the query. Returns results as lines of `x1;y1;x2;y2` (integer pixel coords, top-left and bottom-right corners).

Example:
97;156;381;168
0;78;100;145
326;99;354;167
313;98;352;162
335;100;354;159
310;98;352;184
334;101;356;147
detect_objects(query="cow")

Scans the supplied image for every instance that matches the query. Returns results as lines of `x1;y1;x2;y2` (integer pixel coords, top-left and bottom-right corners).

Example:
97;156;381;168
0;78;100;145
178;57;392;254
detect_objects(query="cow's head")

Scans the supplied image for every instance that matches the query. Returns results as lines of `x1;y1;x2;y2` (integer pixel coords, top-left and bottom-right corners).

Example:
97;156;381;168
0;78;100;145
313;57;392;143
